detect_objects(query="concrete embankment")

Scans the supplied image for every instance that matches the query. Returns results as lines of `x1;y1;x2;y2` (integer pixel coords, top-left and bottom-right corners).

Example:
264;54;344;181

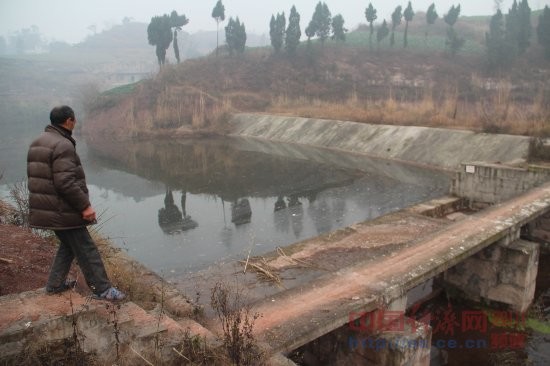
230;113;532;170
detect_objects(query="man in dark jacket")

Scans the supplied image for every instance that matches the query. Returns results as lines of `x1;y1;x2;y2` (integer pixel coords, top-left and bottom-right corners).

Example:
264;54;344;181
27;105;125;301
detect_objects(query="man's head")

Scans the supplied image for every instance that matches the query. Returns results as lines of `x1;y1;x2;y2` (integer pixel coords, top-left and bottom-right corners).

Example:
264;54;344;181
50;105;76;130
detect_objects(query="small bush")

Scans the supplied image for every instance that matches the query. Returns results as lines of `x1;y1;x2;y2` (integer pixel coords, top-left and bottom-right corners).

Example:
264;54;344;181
8;179;29;227
210;281;264;366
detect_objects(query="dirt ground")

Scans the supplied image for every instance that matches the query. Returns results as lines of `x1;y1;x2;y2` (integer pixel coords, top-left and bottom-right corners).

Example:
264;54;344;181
0;224;81;296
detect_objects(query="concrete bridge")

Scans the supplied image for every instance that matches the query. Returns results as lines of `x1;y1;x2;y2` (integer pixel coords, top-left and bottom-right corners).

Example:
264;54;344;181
243;181;550;364
2;115;550;365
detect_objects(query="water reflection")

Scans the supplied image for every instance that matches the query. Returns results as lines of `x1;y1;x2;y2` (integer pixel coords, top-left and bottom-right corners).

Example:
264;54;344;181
82;137;450;274
158;189;198;234
272;195;305;238
231;198;252;226
86;137;363;202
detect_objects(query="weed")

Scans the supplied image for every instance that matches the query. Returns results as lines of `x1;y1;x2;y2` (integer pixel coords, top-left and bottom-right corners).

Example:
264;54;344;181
11;340;96;366
7;179;29;227
10;292;94;365
173;328;219;365
192;286;205;321
529;137;550;162
105;302;122;363
154;274;166;357
68;290;87;365
210;281;264;366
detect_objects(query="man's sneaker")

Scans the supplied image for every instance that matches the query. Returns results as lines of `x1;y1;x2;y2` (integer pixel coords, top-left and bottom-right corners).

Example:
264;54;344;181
93;287;126;301
46;279;77;294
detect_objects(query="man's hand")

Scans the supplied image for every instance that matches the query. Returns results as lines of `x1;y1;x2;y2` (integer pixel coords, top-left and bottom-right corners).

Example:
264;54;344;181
82;206;96;222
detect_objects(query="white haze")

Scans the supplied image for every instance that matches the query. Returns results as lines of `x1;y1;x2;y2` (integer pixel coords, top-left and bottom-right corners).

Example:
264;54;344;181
1;0;548;44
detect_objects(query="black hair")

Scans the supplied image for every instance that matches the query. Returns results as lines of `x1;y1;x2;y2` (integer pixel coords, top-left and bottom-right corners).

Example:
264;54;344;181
49;105;75;125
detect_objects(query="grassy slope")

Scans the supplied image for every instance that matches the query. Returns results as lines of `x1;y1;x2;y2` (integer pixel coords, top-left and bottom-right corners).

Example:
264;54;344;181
82;10;550;139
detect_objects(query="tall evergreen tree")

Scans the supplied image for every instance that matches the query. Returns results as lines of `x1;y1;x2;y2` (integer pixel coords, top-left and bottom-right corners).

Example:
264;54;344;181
365;3;377;49
377;20;390;48
444;4;464;55
211;0;225;56
305;23;316;43
537;6;550;59
390;6;403;47
236;19;247;53
225;18;236;55
425;3;438;44
403;2;414;48
147;15;173;66
270;12;286;52
170;11;189;64
270;15;277;49
286;6;301;54
173;30;180;63
505;1;520;59
443;4;460;26
308;2;332;44
332;14;347;42
486;9;508;68
517;0;532;54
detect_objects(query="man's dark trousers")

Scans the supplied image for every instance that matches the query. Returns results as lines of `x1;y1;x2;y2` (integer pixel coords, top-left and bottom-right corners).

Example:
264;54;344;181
47;227;111;294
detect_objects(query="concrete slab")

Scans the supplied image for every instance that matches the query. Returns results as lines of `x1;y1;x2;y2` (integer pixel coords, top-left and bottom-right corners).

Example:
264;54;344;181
229;183;550;354
230;113;532;170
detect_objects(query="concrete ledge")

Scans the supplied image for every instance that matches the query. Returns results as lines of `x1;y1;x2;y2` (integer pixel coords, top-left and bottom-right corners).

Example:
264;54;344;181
230;113;532;170
246;183;550;354
451;162;550;205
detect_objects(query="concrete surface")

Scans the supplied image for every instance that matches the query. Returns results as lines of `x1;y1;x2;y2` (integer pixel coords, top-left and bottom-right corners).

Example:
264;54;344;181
230;113;532;170
452;162;550;205
444;239;540;312
235;182;550;354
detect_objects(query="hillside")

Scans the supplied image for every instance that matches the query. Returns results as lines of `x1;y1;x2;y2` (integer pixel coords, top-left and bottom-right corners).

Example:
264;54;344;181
82;30;550;140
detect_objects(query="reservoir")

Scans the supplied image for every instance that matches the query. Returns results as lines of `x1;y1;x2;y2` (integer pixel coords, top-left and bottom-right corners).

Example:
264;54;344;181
82;136;451;277
0;135;450;278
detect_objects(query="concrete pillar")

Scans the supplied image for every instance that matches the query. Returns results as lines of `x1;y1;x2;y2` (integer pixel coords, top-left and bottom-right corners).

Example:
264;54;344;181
443;239;539;313
346;295;432;366
522;212;550;253
348;316;432;366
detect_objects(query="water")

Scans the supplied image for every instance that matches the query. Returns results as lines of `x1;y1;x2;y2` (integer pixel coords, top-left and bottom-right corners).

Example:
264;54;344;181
0;135;450;277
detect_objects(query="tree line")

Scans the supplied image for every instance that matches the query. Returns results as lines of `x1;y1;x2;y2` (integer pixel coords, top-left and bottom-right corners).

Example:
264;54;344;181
146;0;550;67
486;1;550;69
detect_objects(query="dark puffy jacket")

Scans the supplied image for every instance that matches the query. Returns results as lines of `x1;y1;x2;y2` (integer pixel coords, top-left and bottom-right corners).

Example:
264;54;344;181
27;125;91;230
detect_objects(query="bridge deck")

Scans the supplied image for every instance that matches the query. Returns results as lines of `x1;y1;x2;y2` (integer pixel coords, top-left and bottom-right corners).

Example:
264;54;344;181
243;183;550;354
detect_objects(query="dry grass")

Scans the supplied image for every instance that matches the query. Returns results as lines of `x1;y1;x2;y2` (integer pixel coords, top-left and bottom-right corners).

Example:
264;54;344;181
210;281;264;366
84;46;550;140
91;231;155;304
268;83;550;137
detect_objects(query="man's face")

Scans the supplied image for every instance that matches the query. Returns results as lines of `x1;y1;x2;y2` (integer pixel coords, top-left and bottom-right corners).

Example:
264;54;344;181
65;116;76;131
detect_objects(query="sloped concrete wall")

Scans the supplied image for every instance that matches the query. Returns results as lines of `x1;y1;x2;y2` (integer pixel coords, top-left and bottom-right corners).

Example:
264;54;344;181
230;113;532;170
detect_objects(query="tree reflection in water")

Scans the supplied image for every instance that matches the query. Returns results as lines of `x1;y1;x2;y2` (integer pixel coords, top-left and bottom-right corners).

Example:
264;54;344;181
231;198;252;225
158;189;198;234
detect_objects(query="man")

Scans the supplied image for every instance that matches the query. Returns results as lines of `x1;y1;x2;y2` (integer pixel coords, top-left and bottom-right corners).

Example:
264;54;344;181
27;105;125;301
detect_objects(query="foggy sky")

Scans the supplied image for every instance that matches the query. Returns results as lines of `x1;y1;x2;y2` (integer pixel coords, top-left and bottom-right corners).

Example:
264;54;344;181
1;0;548;44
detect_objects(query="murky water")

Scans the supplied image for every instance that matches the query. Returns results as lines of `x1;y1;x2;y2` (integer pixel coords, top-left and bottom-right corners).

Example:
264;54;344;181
0;135;450;277
82;137;451;277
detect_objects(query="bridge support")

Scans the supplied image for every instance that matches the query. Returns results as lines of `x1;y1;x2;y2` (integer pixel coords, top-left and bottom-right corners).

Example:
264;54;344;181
443;238;539;313
345;296;432;366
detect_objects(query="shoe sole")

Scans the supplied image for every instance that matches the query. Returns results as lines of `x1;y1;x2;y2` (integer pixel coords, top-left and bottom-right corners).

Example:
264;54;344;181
91;294;126;302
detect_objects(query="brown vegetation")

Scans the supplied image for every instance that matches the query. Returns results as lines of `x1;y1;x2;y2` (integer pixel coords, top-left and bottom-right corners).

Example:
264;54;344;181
82;45;550;139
